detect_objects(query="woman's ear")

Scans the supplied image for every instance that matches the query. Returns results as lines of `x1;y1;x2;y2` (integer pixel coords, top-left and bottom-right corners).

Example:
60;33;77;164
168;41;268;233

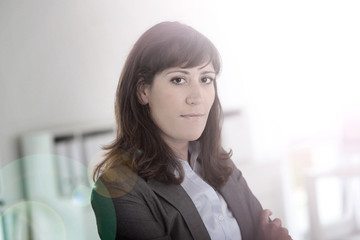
137;79;150;105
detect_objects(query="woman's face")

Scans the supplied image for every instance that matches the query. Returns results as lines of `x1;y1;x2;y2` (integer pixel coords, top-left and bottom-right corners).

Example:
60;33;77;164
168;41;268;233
139;63;216;148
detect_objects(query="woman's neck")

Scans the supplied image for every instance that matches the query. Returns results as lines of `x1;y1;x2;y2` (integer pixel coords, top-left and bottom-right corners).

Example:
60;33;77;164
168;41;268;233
162;137;189;162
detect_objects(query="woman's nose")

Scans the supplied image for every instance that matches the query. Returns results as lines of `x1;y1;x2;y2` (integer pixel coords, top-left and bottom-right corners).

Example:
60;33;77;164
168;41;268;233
186;83;202;105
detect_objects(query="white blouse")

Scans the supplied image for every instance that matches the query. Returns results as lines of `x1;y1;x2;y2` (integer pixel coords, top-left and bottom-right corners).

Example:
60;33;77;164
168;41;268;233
177;143;242;240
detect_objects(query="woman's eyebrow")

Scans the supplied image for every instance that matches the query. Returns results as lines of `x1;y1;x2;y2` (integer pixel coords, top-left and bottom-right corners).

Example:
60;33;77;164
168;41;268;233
200;70;216;75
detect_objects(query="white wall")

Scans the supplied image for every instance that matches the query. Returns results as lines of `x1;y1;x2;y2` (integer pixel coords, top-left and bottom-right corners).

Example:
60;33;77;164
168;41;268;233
1;0;360;239
2;0;360;166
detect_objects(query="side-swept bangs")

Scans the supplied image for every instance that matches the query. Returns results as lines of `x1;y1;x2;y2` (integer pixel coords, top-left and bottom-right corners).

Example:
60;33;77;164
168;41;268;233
135;22;221;81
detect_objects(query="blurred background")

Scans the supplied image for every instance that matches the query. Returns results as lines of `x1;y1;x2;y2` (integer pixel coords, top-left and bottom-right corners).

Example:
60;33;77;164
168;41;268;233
1;0;360;239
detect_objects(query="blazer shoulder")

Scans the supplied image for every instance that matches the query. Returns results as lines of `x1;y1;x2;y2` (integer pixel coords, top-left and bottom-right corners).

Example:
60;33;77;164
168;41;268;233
225;159;244;182
91;165;170;239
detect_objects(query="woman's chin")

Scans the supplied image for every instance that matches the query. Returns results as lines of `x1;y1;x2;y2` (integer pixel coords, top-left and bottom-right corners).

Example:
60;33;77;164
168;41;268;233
185;133;203;142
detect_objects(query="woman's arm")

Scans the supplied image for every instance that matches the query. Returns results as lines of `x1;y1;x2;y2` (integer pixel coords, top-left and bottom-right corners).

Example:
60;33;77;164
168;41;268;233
256;209;292;240
224;164;292;239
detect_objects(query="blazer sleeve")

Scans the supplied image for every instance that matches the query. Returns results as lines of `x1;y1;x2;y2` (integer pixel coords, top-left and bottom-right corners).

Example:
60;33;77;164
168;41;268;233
91;176;171;240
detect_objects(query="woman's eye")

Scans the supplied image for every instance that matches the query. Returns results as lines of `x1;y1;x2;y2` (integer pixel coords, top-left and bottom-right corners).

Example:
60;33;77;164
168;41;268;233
201;77;214;84
171;77;185;84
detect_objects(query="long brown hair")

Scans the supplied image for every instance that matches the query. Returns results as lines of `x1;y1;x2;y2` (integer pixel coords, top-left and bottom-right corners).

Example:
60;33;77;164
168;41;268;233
94;21;233;189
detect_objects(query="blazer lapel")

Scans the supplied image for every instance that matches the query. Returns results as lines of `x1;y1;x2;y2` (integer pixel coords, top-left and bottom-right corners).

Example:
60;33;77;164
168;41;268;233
219;175;256;240
147;179;211;240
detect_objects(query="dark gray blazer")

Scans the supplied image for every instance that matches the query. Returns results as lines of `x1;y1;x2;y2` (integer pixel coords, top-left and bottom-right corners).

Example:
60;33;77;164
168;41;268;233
91;163;263;240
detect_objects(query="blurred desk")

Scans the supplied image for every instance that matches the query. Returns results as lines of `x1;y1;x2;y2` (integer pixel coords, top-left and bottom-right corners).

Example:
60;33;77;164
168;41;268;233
305;163;360;240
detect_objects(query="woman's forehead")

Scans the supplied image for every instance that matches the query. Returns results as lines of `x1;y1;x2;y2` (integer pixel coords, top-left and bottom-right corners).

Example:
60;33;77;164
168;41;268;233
159;63;215;75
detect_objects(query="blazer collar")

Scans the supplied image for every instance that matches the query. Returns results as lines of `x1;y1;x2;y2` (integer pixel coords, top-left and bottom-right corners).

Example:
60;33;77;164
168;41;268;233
147;179;211;240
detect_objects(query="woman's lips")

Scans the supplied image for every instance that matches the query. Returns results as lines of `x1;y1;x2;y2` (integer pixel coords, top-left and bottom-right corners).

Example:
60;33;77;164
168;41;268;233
180;113;205;119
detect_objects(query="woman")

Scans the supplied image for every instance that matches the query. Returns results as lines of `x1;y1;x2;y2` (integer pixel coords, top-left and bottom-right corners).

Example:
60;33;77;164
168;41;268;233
91;21;292;240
